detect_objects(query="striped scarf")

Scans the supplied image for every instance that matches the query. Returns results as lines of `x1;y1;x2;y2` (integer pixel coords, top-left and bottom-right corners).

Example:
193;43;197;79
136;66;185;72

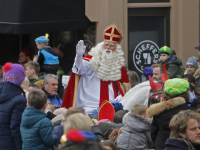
178;138;196;150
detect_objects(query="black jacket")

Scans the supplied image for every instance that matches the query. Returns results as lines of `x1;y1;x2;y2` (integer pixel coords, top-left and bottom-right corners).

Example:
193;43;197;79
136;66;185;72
164;138;189;150
146;97;188;150
0;82;27;150
91;125;105;141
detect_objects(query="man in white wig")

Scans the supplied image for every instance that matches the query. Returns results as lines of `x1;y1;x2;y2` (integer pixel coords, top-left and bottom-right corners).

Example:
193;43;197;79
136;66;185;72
62;22;130;115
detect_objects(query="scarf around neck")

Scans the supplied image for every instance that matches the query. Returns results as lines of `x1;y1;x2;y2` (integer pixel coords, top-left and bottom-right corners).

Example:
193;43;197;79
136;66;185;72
178;138;196;150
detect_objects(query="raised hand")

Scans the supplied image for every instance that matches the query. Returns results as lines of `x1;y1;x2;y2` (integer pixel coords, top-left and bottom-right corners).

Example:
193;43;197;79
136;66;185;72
76;40;86;57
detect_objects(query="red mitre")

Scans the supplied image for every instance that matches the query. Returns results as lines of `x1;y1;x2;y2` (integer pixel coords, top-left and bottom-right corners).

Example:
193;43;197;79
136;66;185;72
103;22;124;44
98;100;115;122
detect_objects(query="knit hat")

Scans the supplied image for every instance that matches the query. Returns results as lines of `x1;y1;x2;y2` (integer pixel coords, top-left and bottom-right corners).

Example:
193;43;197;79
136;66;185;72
3;63;26;85
35;33;49;44
186;57;198;69
164;78;189;95
188;56;198;62
97;121;116;137
158;46;171;55
143;66;153;80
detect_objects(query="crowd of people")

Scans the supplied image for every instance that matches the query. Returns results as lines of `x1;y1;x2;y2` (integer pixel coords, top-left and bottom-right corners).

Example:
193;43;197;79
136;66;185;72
0;22;200;150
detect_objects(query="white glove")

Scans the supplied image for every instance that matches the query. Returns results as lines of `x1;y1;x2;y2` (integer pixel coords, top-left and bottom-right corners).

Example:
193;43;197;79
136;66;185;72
76;40;86;57
75;40;86;68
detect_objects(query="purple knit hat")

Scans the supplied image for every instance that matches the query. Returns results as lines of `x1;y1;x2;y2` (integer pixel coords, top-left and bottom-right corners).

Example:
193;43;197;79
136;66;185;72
143;66;153;80
3;63;26;85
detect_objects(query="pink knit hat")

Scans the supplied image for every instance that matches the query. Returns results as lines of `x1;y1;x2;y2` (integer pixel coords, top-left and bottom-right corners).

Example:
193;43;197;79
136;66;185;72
3;63;26;85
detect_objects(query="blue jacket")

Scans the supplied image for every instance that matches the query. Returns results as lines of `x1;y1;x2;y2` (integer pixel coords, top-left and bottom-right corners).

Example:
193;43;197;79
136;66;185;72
38;46;59;65
42;87;63;109
20;107;54;150
37;46;59;74
0;82;27;150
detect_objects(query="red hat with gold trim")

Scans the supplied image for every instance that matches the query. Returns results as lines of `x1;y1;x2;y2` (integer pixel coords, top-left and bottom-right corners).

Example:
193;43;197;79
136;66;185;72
104;22;124;44
98;100;115;122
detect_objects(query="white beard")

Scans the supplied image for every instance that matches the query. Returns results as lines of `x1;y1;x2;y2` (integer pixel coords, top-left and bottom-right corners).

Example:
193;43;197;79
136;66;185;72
89;42;125;81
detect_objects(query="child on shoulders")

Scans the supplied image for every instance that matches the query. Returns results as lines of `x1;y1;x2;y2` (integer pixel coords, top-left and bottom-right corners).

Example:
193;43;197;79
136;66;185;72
158;46;183;79
35;34;59;74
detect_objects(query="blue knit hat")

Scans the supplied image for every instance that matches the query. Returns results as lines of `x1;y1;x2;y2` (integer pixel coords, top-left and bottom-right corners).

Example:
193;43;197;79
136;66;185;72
35;33;49;44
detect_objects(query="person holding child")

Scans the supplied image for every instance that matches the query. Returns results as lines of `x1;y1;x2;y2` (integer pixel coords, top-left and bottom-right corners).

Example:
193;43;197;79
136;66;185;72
0;63;27;150
158;46;183;79
35;34;59;74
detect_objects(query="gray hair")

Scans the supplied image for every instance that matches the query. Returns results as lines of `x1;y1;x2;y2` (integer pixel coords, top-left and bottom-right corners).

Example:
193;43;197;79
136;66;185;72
44;74;58;84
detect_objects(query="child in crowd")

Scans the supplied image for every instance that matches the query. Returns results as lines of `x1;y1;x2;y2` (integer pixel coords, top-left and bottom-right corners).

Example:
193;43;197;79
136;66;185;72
35;34;59;74
158;46;183;79
117;104;153;150
59;113;104;150
20;77;29;100
20;89;56;150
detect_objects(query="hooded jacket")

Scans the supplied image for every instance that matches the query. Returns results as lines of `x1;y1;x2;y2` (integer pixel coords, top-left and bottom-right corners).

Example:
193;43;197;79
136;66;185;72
159;54;183;79
117;113;153;150
0;82;27;150
146;97;188;150
20;107;54;150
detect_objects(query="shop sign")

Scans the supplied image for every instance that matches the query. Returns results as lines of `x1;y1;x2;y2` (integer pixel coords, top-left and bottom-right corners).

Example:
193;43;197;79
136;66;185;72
133;40;159;73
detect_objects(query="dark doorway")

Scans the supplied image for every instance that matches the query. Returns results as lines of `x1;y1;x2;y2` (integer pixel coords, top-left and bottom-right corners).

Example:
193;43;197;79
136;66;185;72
128;8;170;81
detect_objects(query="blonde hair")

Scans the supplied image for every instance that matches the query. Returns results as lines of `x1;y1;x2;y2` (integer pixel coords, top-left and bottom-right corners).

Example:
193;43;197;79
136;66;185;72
131;104;147;116
64;113;91;133
169;110;200;138
152;63;164;74
24;61;40;75
42;42;48;46
21;77;29;90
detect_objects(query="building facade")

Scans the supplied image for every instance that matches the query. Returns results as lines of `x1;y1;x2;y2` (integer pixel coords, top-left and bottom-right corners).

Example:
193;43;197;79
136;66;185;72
86;0;199;80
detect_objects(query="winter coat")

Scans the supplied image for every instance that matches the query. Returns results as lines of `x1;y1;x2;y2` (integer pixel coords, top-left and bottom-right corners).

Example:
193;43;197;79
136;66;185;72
0;82;26;150
192;67;200;87
53;125;64;150
91;125;105;141
29;72;46;88
42;87;63;109
20;107;55;150
37;46;59;74
146;97;188;150
159;54;183;79
164;138;190;150
117;113;153;150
